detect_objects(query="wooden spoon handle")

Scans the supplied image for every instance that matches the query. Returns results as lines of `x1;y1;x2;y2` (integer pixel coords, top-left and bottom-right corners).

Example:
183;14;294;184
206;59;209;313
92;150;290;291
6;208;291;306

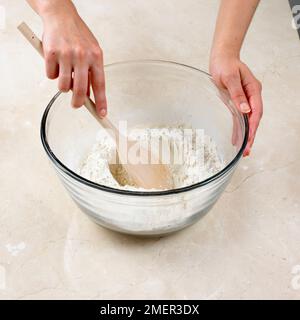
18;22;43;57
17;22;118;135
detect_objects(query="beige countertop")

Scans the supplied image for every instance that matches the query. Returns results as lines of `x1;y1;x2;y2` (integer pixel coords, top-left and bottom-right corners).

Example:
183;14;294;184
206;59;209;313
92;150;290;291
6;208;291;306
0;0;299;299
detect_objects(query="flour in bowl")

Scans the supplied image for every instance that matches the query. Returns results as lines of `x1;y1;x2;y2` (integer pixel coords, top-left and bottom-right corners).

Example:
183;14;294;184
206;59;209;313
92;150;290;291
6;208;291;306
79;126;224;191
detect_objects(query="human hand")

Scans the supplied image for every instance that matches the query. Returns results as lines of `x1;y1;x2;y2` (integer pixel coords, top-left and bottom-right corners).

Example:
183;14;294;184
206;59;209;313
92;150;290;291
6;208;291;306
41;3;107;117
210;54;263;156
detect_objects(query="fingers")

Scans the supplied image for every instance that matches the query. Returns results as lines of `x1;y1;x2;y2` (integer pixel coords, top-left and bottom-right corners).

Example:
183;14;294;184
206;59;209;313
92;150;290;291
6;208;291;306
58;51;72;92
72;65;89;108
222;73;251;114
44;49;59;80
46;48;89;109
91;65;107;117
44;44;106;115
42;13;107;114
241;65;263;156
244;87;263;156
87;71;91;97
211;59;263;157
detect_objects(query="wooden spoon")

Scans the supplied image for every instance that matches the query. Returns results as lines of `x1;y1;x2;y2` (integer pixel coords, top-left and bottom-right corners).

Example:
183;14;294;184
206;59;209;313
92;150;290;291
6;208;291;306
18;22;173;190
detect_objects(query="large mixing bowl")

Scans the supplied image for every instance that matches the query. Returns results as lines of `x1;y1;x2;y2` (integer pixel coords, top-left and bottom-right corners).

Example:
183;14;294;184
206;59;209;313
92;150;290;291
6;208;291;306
41;60;248;236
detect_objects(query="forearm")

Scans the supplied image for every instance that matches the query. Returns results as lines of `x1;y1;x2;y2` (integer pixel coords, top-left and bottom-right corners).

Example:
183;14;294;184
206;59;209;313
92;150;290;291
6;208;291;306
211;0;260;58
26;0;77;20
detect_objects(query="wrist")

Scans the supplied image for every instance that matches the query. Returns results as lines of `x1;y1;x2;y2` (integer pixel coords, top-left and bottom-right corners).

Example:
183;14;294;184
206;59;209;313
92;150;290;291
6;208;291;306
210;43;240;62
39;1;78;22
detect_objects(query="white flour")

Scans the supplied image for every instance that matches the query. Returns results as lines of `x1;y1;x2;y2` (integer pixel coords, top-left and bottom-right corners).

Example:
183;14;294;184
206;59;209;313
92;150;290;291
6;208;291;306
79;126;224;191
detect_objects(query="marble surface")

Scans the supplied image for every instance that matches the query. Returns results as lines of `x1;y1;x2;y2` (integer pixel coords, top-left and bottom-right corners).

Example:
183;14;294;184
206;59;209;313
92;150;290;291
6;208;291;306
0;0;300;299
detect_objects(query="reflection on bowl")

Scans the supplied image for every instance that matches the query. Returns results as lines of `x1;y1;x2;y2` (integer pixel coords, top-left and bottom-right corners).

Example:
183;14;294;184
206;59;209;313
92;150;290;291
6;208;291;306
41;60;248;236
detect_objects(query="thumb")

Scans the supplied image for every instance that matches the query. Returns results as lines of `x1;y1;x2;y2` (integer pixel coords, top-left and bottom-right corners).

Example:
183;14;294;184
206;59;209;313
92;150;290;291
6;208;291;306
224;74;251;114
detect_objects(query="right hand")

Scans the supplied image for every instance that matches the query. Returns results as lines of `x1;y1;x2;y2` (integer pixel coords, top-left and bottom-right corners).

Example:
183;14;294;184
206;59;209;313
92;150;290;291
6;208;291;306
210;53;263;156
42;5;107;117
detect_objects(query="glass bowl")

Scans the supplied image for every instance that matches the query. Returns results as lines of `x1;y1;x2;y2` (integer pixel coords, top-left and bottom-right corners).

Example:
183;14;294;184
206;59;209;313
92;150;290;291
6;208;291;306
41;60;248;236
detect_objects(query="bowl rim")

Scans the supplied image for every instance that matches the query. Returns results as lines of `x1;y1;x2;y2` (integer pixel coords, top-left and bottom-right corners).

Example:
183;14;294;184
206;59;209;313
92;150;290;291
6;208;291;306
40;60;249;197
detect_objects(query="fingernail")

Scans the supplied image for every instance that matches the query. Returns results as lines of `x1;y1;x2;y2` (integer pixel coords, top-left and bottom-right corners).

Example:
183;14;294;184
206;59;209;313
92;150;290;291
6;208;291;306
243;146;250;156
100;109;107;118
240;102;251;113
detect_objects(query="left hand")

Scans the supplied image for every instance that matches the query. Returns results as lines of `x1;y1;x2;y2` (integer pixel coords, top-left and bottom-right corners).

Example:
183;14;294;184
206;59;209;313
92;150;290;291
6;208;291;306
210;54;263;156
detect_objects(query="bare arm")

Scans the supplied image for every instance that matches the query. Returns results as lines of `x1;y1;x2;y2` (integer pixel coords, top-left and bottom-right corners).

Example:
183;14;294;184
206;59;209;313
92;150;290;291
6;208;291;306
26;0;75;16
211;0;260;58
210;0;263;156
26;0;107;117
